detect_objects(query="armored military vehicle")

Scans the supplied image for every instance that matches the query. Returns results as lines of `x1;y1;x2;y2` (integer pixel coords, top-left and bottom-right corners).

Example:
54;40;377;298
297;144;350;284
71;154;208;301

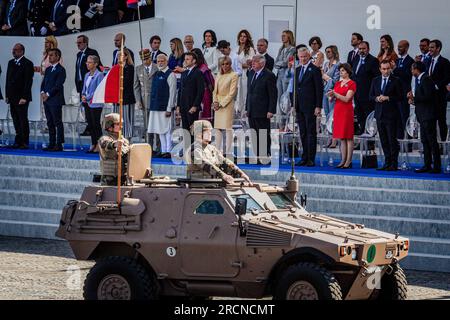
56;144;409;300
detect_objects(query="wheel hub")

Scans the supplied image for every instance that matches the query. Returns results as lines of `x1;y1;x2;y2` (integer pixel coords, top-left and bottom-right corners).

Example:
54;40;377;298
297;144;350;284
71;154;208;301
98;274;131;300
286;281;319;300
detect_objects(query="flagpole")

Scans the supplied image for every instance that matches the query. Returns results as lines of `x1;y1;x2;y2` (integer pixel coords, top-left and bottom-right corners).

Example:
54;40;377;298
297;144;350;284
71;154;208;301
291;0;299;179
137;2;144;55
117;38;125;206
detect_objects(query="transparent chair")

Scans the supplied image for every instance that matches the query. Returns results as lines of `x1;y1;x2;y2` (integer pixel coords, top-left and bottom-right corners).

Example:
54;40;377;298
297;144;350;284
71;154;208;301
62;104;84;151
316;111;334;166
355;111;381;167
0;105;12;146
438;130;450;174
398;113;421;170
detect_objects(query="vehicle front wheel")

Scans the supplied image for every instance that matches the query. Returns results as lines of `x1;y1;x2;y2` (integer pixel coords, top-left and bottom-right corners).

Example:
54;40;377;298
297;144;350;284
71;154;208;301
274;262;342;300
375;264;408;300
83;256;159;300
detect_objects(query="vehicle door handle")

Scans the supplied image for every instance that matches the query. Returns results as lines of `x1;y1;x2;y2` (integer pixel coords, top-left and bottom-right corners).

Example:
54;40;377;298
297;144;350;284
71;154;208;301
208;225;219;239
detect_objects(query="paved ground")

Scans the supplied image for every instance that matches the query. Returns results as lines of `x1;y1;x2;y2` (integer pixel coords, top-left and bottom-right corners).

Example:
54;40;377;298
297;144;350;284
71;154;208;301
0;236;449;300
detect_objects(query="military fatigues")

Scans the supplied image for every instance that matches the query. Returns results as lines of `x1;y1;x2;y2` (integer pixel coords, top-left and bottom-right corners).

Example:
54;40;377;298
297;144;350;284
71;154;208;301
186;142;246;180
99;133;130;186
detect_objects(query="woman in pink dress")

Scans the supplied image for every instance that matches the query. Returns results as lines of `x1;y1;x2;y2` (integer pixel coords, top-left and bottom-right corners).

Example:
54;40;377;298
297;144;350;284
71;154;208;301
327;63;356;169
192;48;215;122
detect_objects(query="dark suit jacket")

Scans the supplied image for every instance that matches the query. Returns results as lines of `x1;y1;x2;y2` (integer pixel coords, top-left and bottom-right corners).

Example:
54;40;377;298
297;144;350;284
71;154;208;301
96;0;119;28
295;63;324;113
393;55;414;94
370;75;402;121
41;63;66;107
75;47;102;91
177;67;205;110
352;54;380;103
347;49;360;67
0;66;3;100
246;68;277;118
50;0;75;35
264;53;275;72
428;55;450;99
151;50;167;63
113;47;135;66
414;74;438;122
123;64;136;105
29;0;52;35
5;56;34;105
3;0;28;36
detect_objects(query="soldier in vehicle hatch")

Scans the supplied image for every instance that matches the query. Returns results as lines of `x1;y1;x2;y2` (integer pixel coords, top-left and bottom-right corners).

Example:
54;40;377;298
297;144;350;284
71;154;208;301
99;113;130;186
185;120;252;184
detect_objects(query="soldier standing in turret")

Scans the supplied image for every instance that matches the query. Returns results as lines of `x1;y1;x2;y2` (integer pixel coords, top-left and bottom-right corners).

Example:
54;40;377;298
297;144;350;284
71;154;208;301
99;113;130;186
185;120;252;185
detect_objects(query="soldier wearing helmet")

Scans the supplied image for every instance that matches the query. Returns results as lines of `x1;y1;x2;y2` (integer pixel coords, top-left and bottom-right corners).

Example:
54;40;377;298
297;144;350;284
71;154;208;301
98;113;130;186
185;120;251;184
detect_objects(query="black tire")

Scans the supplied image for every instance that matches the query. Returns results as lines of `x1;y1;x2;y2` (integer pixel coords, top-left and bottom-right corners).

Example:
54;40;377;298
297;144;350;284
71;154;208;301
83;256;159;300
376;264;408;300
274;262;342;300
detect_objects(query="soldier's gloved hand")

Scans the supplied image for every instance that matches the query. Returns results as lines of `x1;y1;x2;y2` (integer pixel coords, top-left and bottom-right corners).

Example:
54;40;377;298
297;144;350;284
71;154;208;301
223;174;235;184
241;173;252;185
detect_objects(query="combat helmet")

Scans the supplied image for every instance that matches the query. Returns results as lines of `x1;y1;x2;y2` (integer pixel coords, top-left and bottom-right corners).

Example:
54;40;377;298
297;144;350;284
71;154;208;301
103;113;121;131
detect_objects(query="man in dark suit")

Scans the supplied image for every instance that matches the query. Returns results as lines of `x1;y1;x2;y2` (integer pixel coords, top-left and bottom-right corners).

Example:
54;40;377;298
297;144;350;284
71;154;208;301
410;62;441;173
176;52;205;132
415;38;432;67
112;33;134;65
370;60;403;171
75;34;101;136
352;41;381;135
48;0;75;36
41;48;66;152
256;38;275;72
5;43;34;149
393;40;414;137
347;32;363;67
29;0;52;36
94;0;119;28
427;39;450;141
294;47;324;167
1;0;28;36
246;54;277;162
149;35;167;64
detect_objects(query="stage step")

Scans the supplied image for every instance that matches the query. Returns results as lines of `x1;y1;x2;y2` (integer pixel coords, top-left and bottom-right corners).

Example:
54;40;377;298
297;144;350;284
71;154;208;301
0;154;449;273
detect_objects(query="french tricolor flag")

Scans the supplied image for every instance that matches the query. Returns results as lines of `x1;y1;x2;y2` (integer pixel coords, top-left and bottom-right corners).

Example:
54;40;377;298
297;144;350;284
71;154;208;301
92;65;120;104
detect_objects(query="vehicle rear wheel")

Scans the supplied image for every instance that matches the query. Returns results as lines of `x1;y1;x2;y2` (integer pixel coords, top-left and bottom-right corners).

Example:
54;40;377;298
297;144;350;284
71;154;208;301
83;256;159;300
274;262;342;300
375;264;408;300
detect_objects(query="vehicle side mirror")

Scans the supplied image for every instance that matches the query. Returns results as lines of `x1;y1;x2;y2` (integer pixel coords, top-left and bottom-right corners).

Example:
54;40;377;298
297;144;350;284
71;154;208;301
235;198;247;216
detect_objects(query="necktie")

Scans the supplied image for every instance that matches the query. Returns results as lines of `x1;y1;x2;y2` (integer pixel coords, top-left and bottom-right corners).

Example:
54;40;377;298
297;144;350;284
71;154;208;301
381;78;387;94
356;58;364;75
415;77;420;90
352;50;357;62
51;66;56;72
398;58;403;68
77;52;84;80
298;66;305;82
429;58;435;75
251;72;258;84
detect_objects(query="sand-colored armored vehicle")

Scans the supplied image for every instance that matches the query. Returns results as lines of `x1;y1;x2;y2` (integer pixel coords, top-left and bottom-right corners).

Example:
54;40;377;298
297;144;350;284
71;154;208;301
56;144;409;300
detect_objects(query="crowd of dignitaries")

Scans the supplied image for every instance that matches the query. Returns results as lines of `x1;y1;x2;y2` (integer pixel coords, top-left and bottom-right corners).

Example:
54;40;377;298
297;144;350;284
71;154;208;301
0;29;449;173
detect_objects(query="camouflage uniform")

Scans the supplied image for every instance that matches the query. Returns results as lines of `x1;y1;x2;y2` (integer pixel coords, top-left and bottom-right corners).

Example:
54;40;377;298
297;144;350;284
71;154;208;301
99;114;130;186
185;120;246;181
186;142;246;180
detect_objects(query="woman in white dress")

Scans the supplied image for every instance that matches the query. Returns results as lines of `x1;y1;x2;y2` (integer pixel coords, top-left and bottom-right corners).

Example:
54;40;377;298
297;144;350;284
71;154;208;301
234;29;256;116
202;29;221;76
148;54;177;158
